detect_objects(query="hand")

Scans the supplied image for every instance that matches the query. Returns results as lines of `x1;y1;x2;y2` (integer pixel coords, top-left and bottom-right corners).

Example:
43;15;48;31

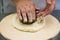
37;0;56;17
16;0;39;24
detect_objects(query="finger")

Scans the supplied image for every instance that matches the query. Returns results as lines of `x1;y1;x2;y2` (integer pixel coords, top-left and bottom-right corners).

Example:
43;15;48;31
31;10;36;21
35;6;40;11
27;11;33;23
25;5;34;23
35;6;41;14
20;7;27;23
31;6;36;21
37;11;44;17
41;9;51;17
26;9;33;23
42;13;49;17
16;7;22;20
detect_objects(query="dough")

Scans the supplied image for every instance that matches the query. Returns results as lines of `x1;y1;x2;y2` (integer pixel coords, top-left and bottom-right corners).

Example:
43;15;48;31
11;14;45;32
0;13;60;40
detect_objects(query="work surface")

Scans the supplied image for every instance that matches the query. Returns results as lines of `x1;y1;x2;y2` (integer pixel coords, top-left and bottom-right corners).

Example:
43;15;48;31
0;10;60;40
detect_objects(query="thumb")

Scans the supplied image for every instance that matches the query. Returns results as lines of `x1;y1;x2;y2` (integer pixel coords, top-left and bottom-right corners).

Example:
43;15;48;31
35;6;41;15
35;6;40;11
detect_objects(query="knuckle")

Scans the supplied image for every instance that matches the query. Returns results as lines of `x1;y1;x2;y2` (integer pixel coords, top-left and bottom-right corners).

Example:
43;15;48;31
21;9;26;13
31;6;35;9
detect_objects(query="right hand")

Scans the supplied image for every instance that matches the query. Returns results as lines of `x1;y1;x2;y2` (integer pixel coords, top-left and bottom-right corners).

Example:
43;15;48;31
16;0;40;24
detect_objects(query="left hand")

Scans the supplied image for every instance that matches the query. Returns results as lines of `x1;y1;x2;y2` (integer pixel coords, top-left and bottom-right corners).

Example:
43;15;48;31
37;0;56;17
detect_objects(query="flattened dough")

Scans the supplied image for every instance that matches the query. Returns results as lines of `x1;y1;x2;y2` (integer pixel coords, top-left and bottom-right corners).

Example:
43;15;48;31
0;13;60;40
11;14;45;32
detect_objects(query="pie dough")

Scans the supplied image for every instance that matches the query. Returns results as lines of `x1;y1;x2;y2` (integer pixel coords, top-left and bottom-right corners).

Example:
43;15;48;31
11;14;45;32
0;13;60;40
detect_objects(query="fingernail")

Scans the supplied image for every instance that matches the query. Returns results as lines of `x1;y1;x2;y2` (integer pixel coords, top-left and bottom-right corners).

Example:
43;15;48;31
19;16;22;20
29;20;33;23
23;18;27;23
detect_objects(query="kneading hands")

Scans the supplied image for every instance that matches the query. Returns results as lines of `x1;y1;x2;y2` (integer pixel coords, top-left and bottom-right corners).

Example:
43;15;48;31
12;0;56;23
